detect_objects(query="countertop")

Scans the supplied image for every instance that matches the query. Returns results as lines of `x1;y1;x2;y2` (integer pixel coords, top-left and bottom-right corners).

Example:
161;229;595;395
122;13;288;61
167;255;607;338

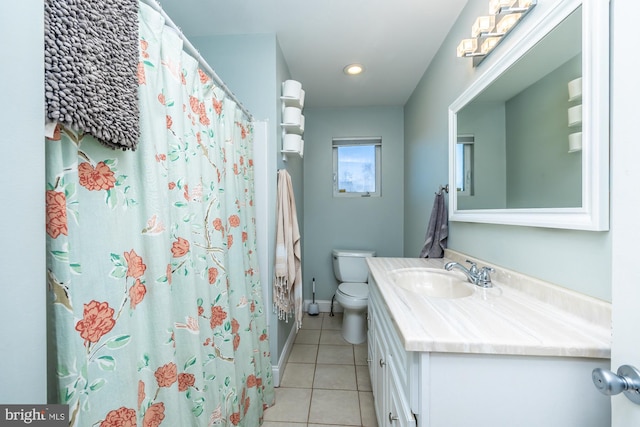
366;252;611;358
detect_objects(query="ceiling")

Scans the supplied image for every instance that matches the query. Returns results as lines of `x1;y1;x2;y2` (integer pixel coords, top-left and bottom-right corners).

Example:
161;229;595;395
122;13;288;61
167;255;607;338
156;0;468;108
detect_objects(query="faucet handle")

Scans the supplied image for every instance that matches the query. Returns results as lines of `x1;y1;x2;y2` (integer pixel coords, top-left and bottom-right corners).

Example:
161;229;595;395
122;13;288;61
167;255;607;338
477;266;495;287
465;260;478;274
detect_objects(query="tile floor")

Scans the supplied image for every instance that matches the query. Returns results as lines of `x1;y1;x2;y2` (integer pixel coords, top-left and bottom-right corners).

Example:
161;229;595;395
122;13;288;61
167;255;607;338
263;312;377;427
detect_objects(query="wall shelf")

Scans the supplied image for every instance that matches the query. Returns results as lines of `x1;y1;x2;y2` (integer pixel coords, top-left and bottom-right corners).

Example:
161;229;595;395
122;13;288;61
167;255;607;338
281;80;305;161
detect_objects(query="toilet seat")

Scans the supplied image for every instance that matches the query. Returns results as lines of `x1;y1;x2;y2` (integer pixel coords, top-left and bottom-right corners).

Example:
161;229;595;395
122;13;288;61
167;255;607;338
338;282;368;300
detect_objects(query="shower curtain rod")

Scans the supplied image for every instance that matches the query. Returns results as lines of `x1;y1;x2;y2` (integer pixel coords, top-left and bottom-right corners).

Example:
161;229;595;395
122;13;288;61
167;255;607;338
139;0;254;121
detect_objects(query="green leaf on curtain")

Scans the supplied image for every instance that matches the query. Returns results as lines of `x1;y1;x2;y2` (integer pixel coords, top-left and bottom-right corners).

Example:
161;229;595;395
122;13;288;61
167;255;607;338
89;378;106;391
110;266;126;279
137;353;150;371
174;201;188;208
97;356;116;371
103;159;117;167
224;377;230;387
51;250;69;262
143;61;154;67
67;202;80;225
64;386;75;403
115;175;128;186
224;321;231;332
192;405;204;417
110;253;124;266
156;275;168;284
184;356;197;371
105;335;131;349
106;189;117;209
70;263;82;274
57;364;73;378
197;298;203;306
64;183;76;198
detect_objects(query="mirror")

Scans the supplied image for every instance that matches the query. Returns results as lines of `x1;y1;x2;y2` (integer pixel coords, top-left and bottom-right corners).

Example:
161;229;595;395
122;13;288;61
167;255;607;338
448;0;609;230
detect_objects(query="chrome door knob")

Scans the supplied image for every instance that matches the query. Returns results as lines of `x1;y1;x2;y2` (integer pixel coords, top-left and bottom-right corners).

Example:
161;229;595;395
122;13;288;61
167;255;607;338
592;365;640;405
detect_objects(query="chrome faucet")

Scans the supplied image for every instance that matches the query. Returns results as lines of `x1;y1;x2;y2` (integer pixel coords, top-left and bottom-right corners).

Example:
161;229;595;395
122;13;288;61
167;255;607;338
444;260;495;288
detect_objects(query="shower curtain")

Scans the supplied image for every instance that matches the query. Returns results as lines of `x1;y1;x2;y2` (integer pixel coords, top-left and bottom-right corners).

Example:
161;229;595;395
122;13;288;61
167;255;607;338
46;3;274;426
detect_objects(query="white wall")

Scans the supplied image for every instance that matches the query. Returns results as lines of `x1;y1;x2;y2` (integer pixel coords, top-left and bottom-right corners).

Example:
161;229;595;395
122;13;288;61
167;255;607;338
0;2;47;403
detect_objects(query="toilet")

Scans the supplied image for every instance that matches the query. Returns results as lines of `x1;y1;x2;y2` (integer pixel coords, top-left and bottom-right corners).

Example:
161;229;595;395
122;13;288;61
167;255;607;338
332;248;376;344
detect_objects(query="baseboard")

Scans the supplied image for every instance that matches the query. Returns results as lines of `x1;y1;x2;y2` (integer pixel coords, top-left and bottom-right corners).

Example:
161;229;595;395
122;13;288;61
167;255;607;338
271;321;297;387
304;299;343;314
271;299;344;386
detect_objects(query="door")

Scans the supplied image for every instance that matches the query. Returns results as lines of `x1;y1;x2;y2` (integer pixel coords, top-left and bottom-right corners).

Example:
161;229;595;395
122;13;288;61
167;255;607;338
610;0;640;424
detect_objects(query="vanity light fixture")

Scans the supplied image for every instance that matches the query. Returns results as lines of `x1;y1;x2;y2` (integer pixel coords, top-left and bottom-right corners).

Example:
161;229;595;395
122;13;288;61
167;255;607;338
472;15;495;37
489;0;517;15
457;0;536;66
343;63;364;75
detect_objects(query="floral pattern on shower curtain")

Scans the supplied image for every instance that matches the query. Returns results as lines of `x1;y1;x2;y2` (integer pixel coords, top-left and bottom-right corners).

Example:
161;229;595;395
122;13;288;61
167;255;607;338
45;3;274;426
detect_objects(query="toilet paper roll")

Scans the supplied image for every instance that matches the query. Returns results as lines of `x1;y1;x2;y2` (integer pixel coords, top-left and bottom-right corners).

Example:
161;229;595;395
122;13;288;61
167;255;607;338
568;132;582;152
568;77;582;101
282;80;302;99
283;134;302;152
568;104;582;127
299;89;305;108
283;107;302;125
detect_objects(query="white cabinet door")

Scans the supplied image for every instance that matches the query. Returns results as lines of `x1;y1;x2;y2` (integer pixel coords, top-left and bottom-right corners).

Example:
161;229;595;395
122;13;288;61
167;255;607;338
388;367;416;427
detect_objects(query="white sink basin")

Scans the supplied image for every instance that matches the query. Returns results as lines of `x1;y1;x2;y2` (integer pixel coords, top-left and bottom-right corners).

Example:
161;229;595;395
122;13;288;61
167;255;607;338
389;268;474;299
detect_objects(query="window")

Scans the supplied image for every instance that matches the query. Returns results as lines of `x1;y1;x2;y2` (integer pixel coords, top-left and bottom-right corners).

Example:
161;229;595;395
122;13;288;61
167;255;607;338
332;137;382;197
456;134;474;196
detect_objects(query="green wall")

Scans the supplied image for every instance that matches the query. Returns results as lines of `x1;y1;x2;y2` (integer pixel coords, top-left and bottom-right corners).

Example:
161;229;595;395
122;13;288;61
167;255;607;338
457;102;507;209
0;2;47;403
506;54;582;208
403;0;611;301
303;107;405;301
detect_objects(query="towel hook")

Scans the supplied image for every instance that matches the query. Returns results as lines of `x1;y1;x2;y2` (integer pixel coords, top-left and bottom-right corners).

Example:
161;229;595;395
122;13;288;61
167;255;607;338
436;184;449;195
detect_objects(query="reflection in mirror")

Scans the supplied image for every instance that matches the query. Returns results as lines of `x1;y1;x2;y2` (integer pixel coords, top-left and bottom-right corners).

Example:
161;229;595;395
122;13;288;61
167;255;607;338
456;135;474;196
457;6;581;210
448;0;609;230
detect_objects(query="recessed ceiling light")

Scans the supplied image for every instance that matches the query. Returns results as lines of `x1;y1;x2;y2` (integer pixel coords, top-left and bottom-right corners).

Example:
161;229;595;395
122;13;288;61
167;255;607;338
343;63;364;75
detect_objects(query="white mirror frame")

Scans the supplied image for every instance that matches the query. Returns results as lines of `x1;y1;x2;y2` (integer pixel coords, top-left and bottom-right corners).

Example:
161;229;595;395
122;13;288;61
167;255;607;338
448;0;609;231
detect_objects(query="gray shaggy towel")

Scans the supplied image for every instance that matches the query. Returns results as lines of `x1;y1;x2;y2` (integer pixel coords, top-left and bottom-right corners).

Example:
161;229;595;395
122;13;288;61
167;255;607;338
45;0;140;151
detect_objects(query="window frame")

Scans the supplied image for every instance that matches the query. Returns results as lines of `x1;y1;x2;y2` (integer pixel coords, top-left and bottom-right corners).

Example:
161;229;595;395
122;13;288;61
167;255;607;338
332;137;382;198
456;134;474;196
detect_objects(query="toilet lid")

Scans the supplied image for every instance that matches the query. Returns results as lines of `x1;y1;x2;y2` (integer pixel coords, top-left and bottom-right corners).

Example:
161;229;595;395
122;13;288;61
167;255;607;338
338;282;369;299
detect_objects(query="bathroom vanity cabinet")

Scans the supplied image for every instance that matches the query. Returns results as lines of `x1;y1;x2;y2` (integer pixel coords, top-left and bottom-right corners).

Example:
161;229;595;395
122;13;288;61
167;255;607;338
368;282;415;426
366;254;612;427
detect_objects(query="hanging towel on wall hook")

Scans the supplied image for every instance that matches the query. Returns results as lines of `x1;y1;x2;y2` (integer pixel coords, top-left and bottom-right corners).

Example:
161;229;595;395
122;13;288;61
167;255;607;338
274;169;303;329
419;190;448;258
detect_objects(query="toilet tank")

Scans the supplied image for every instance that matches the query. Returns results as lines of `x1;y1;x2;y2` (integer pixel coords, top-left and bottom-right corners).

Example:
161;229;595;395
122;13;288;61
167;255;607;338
332;249;376;282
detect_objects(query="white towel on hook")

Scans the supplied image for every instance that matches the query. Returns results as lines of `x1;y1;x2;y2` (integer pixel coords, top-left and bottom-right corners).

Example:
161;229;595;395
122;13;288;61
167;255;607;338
274;170;303;329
